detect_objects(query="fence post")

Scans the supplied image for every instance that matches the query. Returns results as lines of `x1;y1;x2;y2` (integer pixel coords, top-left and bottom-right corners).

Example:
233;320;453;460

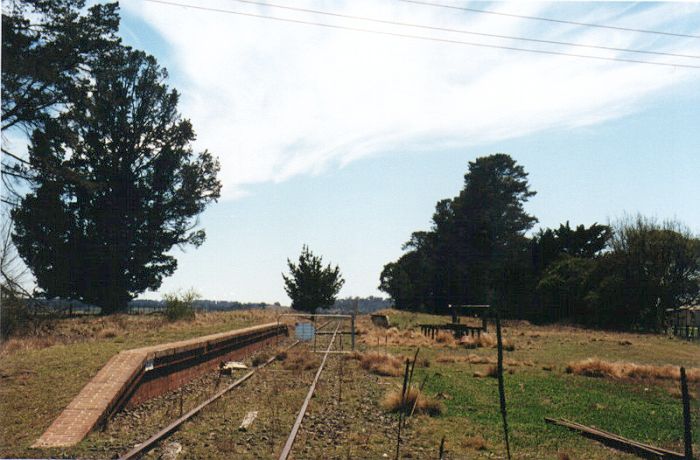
496;312;512;460
680;367;693;460
351;313;355;351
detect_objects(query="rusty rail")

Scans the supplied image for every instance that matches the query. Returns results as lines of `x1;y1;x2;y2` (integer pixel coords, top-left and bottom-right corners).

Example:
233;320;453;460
278;322;341;460
118;340;300;460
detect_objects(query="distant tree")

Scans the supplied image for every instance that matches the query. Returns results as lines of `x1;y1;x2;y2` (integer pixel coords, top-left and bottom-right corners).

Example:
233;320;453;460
379;154;537;315
1;0;120;203
531;222;611;273
12;47;221;314
535;256;596;323
587;216;700;331
283;245;345;313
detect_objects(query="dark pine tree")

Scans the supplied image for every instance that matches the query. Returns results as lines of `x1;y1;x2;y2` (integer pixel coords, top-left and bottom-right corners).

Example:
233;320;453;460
2;0;120;202
12;47;221;313
283;245;345;313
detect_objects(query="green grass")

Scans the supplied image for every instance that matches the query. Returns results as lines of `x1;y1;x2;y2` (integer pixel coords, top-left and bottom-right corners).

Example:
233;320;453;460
416;365;690;453
363;309;700;458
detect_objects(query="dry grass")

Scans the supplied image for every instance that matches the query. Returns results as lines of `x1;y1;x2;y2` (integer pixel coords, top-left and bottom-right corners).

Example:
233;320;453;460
667;386;697;400
358;325;442;348
462;435;488;451
351;351;405;376
98;327;119;339
473;364;498;378
0;309;278;356
436;353;497;365
381;386;444;416
279;349;320;371
251;353;270;367
459;333;515;351
566;358;700;382
435;330;455;344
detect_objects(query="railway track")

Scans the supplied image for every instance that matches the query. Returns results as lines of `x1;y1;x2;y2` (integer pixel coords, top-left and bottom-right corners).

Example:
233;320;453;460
117;320;346;459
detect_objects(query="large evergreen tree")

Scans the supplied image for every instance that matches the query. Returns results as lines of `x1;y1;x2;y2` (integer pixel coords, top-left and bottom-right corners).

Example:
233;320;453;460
380;154;537;314
2;0;120;203
12;47;221;313
283;245;345;313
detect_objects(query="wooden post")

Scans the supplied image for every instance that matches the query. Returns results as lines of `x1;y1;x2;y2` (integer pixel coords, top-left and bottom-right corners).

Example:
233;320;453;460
351;313;355;350
439;436;446;459
396;359;410;460
680;367;694;460
496;312;512;460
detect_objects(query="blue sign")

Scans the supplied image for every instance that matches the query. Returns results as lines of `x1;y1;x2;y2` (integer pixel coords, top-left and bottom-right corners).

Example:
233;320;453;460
295;322;315;341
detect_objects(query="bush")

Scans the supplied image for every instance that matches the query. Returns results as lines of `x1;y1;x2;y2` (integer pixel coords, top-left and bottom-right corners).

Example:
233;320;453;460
163;289;199;321
0;289;30;339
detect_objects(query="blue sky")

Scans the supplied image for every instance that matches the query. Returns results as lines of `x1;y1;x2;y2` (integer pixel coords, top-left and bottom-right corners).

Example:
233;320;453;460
115;1;700;303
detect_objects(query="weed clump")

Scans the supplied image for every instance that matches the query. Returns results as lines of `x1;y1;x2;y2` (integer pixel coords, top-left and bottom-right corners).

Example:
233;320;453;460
473;364;498;378
280;349;320;371
353;351;404;376
381;386;443;416
163;289;199;322
251;353;270;367
566;358;700;382
435;330;455;345
462;435;488;451
460;333;514;351
98;327;118;339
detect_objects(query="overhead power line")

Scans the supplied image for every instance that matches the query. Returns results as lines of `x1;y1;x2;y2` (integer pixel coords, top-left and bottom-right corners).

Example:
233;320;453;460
227;0;700;59
143;0;700;69
400;0;700;40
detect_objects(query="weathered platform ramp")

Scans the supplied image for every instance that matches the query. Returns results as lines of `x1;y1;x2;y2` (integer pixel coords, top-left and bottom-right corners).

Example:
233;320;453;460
33;322;287;448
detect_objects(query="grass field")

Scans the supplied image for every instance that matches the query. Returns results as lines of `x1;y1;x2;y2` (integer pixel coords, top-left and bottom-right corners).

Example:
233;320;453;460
0;308;698;459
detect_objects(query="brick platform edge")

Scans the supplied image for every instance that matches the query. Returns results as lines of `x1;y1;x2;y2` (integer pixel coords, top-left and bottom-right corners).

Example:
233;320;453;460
32;322;288;448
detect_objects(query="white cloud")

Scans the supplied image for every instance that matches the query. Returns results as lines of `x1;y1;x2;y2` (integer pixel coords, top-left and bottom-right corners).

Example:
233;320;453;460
122;0;700;199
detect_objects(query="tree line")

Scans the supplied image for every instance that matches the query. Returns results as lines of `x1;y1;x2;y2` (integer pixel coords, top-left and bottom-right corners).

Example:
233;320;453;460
378;154;699;332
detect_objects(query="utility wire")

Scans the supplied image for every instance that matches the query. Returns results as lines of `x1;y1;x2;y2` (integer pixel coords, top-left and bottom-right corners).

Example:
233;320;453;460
143;0;700;69
400;0;700;40
227;0;700;59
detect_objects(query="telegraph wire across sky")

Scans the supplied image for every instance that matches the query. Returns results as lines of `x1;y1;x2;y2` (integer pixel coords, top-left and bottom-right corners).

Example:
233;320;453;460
142;0;700;69
399;0;700;40
225;0;700;60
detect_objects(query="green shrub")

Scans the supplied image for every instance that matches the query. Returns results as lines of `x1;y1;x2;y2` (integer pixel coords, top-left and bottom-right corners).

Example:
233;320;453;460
163;289;199;322
0;288;31;339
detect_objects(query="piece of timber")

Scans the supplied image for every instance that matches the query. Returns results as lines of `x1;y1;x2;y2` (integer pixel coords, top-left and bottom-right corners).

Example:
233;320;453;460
544;417;685;459
554;418;686;458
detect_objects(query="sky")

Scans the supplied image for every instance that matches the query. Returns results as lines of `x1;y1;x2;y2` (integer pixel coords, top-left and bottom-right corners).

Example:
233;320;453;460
113;0;700;304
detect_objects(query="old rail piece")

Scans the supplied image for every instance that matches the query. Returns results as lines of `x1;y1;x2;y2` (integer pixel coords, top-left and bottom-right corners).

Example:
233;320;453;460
119;340;301;460
278;322;341;460
544;417;685;459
